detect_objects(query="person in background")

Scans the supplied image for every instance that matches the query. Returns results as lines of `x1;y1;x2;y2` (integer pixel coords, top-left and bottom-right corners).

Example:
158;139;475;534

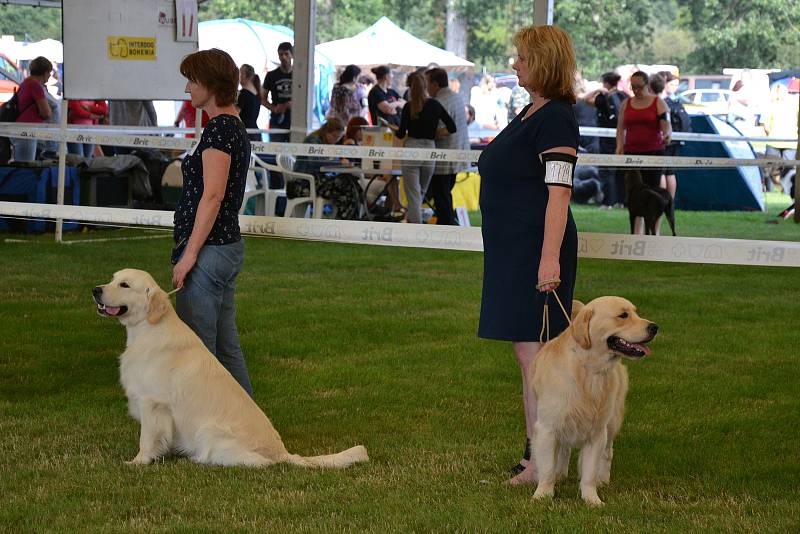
425;67;469;225
108;100;158;155
262;42;293;143
594;71;627;208
617;70;671;234
342;116;368;146
173;48;254;396
13;56;52;161
237;64;263;142
293;118;362;220
658;71;687;202
396;71;456;224
328;64;362;126
367;65;405;128
174;100;210;139
356;75;374;120
477;24;579;486
67;100;107;158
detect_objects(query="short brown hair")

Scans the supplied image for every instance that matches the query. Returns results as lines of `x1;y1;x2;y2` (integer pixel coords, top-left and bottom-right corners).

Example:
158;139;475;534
29;56;53;77
180;49;238;107
512;25;576;104
425;67;448;89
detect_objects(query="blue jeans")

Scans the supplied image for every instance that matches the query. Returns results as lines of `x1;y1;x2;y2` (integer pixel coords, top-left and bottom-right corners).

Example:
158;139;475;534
176;240;253;396
68;142;94;158
12;137;37;161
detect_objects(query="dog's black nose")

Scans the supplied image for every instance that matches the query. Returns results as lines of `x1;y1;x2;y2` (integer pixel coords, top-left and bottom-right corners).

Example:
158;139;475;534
647;323;659;336
92;286;103;298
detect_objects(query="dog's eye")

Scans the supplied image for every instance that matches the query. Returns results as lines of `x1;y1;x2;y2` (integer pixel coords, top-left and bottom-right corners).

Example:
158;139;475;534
618;312;629;319
120;282;130;288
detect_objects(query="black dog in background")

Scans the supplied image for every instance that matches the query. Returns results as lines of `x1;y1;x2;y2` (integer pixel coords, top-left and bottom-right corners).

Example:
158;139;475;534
624;169;676;236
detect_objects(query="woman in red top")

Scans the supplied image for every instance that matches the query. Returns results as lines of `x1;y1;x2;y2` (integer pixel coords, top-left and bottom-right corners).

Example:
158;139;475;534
67;100;107;158
13;56;52;161
616;70;671;233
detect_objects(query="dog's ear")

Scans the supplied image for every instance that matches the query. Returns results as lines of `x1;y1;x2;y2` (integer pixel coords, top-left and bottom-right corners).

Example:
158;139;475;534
571;306;593;350
146;287;170;325
570;300;585;321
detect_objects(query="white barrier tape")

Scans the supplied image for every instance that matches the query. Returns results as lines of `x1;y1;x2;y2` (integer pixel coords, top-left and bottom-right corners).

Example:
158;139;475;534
1;125;797;169
8;122;796;145
2;201;799;267
579;126;798;144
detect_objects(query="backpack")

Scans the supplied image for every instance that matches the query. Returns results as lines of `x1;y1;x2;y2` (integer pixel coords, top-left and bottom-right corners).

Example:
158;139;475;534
667;97;691;134
0;91;22;123
0;91;21;164
597;91;626;128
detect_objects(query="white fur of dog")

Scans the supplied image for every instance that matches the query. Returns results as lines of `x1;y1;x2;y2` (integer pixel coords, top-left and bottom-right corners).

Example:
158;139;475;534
530;296;657;506
93;268;368;468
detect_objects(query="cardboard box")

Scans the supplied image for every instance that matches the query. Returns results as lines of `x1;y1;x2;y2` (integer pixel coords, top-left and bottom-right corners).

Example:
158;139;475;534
361;126;402;171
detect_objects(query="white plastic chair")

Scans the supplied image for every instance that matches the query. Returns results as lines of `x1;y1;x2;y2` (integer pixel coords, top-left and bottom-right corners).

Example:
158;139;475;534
239;154;287;216
276;153;336;218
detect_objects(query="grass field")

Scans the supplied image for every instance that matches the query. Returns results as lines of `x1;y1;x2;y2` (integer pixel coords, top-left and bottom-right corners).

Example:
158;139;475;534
1;194;799;532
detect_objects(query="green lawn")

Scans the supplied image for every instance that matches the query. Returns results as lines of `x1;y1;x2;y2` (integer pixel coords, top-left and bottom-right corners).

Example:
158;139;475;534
1;198;799;532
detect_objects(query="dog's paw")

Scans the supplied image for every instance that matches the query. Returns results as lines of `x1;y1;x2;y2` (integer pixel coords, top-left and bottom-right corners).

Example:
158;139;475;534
532;485;554;500
581;488;604;507
125;454;153;465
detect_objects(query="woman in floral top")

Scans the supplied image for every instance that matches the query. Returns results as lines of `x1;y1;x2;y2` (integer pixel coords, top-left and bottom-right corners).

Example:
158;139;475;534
172;48;254;396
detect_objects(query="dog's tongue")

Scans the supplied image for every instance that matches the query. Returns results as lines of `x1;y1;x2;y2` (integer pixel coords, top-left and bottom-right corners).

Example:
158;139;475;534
105;306;122;316
631;343;651;356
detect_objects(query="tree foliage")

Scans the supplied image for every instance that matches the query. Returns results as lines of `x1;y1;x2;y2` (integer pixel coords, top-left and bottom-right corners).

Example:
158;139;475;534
0;6;61;42
680;0;800;72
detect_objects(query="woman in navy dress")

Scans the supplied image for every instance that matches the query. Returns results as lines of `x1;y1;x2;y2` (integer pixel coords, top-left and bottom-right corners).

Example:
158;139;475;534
477;25;580;485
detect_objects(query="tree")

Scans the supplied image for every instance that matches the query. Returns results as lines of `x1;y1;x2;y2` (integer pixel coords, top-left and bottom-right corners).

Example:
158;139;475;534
0;6;61;42
554;0;655;79
680;0;800;72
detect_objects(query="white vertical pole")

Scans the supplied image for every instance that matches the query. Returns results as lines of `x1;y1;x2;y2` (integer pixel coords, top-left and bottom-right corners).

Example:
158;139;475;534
533;0;554;26
292;0;316;143
55;98;68;243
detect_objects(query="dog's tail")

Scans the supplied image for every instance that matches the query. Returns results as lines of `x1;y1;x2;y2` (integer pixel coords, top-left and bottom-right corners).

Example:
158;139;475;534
284;445;368;469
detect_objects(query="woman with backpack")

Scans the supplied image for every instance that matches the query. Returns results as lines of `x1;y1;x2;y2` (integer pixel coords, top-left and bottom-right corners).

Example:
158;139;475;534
658;71;689;202
593;72;626;208
12;56;53;161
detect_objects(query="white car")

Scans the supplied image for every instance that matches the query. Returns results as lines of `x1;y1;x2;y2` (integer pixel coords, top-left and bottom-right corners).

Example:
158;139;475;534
678;89;740;116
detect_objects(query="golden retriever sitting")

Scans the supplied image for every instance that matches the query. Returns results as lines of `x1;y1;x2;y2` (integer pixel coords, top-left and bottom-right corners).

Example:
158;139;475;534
530;297;657;506
92;269;368;468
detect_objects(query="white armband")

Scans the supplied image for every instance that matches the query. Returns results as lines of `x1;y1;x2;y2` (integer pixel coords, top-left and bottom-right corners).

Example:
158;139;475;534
541;152;578;188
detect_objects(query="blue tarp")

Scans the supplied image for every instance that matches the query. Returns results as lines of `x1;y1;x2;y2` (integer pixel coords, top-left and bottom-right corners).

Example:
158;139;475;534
675;115;764;211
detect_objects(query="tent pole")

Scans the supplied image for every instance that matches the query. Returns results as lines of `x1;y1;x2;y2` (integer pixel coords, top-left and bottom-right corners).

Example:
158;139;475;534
533;0;553;26
55;98;68;243
794;89;799;223
292;0;316;143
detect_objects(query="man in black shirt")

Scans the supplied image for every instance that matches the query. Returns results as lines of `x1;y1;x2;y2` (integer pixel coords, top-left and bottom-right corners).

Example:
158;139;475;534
263;42;293;142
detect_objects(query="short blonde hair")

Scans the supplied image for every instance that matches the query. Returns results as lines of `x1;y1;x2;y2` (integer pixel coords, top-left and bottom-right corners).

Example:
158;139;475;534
512;25;577;104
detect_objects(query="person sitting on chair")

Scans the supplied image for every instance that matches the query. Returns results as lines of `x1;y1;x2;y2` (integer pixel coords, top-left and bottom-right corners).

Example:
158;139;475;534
293;118;362;220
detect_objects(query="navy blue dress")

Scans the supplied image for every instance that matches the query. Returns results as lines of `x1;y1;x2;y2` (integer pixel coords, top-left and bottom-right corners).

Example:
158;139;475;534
478;100;579;342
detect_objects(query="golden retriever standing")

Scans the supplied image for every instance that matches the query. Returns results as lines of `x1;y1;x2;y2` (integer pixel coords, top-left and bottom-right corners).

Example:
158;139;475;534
92;268;368;468
530;297;657;506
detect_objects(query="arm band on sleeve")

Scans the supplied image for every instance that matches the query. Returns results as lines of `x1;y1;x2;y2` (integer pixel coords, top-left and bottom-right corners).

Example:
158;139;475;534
658;112;669;121
541;152;578;188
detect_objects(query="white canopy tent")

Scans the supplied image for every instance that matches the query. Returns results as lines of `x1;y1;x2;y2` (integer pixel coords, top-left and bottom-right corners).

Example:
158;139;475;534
15;38;63;63
317;16;474;70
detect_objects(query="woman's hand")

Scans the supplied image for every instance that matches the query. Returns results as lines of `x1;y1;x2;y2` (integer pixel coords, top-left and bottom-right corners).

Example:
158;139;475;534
172;251;197;289
615;145;624;155
537;256;561;293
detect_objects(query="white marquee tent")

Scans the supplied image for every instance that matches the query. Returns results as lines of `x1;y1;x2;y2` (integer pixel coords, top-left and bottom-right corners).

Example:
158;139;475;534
317;16;473;70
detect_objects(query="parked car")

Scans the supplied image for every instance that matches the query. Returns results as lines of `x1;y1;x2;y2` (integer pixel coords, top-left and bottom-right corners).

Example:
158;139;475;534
679;89;738;115
0;53;22;104
677;75;732;93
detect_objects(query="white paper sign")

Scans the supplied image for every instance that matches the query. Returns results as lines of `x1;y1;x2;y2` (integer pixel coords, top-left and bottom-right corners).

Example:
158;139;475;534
175;0;198;42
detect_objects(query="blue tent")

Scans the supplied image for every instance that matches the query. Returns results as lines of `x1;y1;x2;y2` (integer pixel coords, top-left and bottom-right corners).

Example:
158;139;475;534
199;19;335;125
675;115;764;211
